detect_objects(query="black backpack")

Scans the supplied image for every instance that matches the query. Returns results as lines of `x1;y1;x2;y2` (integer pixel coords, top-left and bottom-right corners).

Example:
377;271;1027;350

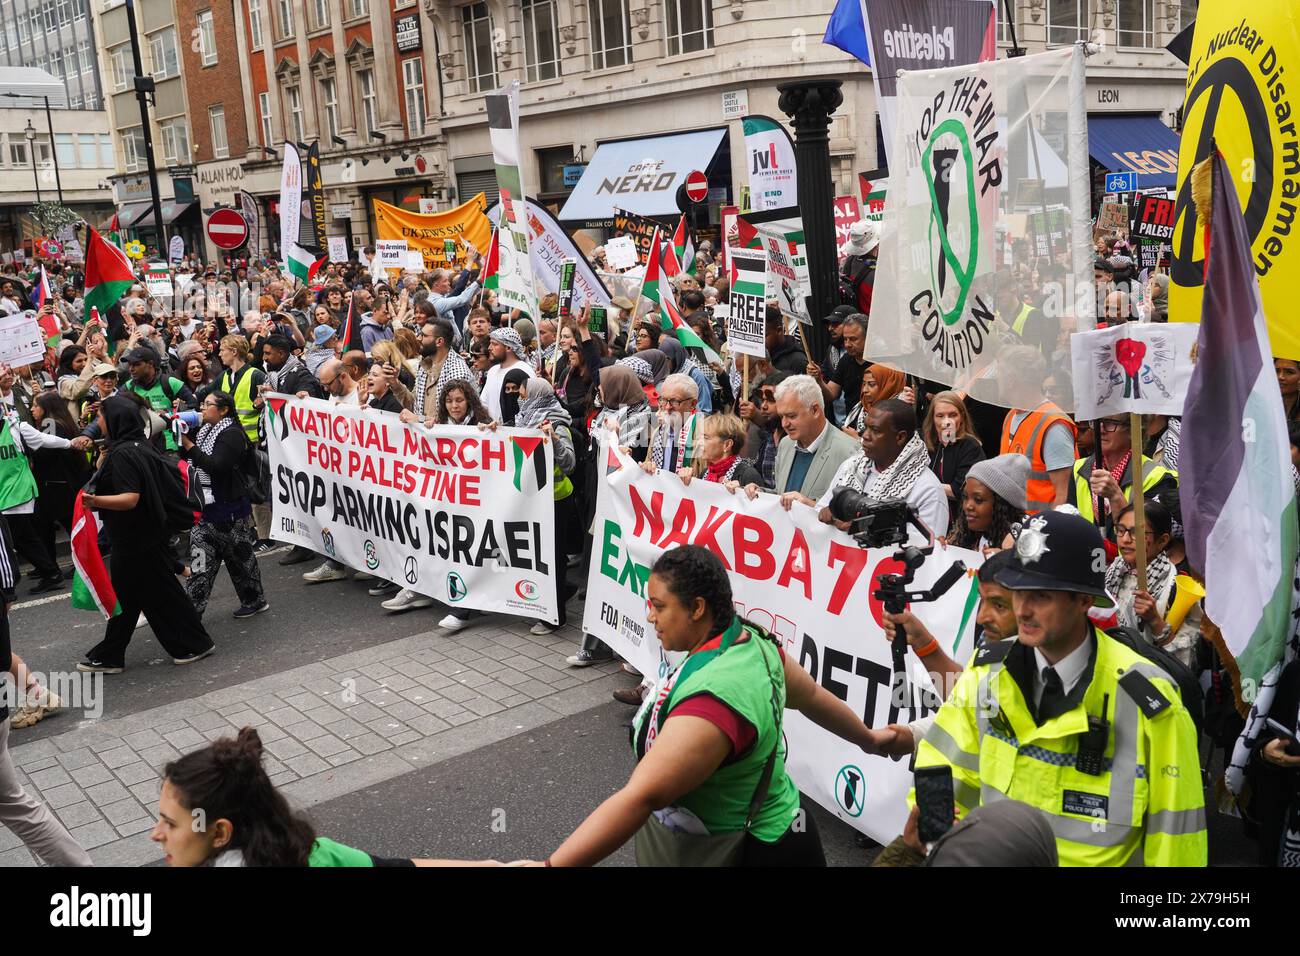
1107;625;1205;736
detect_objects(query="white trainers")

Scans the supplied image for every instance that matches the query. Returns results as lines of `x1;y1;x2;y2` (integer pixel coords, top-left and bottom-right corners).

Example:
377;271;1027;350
381;588;434;613
438;613;467;632
529;621;558;635
303;562;348;584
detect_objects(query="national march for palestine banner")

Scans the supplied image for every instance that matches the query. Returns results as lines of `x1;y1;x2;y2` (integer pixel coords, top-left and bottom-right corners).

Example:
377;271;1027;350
373;194;493;273
583;454;983;843
266;395;560;624
486;81;538;318
870;45;1093;413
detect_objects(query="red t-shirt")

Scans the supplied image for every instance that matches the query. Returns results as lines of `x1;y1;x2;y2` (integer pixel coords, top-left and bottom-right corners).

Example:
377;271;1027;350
668;646;786;760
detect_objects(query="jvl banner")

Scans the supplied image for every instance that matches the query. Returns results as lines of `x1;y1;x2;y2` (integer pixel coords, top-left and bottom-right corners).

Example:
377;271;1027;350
1171;5;1300;360
871;46;1093;413
582;456;982;843
267;396;559;624
373;195;492;272
742;116;798;211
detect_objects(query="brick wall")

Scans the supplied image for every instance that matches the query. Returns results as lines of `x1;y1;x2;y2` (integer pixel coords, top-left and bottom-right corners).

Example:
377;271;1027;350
176;0;250;162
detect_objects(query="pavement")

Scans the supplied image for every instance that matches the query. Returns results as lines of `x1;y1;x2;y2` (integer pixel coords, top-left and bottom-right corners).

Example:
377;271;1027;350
0;548;1255;867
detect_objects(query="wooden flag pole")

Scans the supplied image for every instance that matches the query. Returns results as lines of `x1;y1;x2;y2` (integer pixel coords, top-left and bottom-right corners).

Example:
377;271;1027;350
1129;411;1148;594
742;354;750;405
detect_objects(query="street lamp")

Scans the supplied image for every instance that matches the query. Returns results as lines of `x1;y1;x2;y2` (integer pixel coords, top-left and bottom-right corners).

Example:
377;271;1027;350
24;120;41;204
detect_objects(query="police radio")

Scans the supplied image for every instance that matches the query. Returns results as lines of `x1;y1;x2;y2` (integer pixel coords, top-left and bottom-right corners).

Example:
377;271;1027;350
1075;693;1110;776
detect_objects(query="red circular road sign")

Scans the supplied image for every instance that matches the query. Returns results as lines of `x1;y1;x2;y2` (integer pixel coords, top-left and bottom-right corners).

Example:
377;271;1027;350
206;207;249;250
685;170;708;203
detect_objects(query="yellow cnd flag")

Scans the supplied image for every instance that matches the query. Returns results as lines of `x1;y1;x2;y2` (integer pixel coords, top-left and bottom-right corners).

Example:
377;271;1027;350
1171;6;1300;360
372;194;493;272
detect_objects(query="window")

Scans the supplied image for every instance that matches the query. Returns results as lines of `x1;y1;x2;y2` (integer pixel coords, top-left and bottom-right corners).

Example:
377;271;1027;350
248;0;263;48
589;0;630;70
16;13;28;44
319;77;338;141
259;91;273;145
312;0;328;29
1118;0;1156;48
198;11;217;65
159;117;190;164
110;45;130;92
277;0;293;38
49;50;63;81
1046;0;1086;45
148;27;179;79
461;2;496;93
78;133;98;167
1179;0;1198;31
9;142;28;168
208;105;229;158
522;0;558;82
54;133;74;168
998;1;1011;43
99;133;114;168
78;40;92;74
537;146;573;194
285;85;304;141
402;57;425;136
357;69;377;137
122;126;146;172
57;0;73;27
349;0;366;16
664;0;712;56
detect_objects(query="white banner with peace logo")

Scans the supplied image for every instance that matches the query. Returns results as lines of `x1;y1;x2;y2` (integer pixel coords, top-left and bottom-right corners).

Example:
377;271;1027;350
582;451;982;844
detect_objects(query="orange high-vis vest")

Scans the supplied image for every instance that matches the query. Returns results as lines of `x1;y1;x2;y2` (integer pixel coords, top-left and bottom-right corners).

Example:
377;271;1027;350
1000;402;1078;514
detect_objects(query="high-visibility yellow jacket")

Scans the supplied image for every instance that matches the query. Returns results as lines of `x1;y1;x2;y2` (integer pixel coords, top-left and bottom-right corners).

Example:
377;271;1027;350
1067;455;1177;525
913;628;1207;866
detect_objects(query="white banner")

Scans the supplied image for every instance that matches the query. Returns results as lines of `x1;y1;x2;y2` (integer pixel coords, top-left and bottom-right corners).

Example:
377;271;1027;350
604;235;638;271
582;456;982;843
1070;323;1199;420
279;143;302;261
487;198;611;310
487;82;538;318
0;313;46;367
266;396;560;624
742;116;798;211
757;222;811;323
374;239;408;271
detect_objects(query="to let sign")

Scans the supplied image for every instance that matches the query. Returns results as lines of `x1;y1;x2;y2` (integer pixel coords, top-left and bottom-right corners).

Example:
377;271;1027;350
395;13;421;53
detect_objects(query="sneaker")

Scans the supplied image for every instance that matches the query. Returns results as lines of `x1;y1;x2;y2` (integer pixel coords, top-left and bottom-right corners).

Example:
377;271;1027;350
438;613;467;632
566;648;613;668
278;546;314;566
368;581;400;597
353;570;375;582
76;659;124;674
529;621;558;635
28;576;64;595
252;540;274;555
232;600;270;619
612;686;644;706
383;588;434;613
303;562;348;584
620;662;642;677
173;646;215;666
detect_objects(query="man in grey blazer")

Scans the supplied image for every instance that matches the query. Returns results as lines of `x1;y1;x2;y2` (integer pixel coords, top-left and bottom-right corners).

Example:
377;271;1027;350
743;374;860;508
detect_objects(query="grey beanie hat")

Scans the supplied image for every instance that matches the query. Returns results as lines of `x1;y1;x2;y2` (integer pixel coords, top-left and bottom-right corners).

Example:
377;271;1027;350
925;800;1058;867
965;454;1030;513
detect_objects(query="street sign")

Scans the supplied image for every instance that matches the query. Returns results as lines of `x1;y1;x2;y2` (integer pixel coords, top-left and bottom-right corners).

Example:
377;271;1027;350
1104;171;1138;194
206;207;249;250
685;170;708;203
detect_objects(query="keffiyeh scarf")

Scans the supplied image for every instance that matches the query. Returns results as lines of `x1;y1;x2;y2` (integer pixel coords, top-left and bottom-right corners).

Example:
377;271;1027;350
651;410;702;471
1106;551;1177;633
838;432;930;501
618;355;654;385
193;416;235;493
414;350;474;417
490;327;528;361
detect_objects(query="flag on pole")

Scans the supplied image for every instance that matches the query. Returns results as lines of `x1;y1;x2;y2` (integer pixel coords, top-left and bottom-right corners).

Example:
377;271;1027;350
641;228;720;363
481;227;499;291
1182;150;1300;713
822;0;871;65
284;243;325;284
70;496;118;619
339;293;362;353
106;213;122;250
32;265;61;342
82;225;135;324
671;215;696;276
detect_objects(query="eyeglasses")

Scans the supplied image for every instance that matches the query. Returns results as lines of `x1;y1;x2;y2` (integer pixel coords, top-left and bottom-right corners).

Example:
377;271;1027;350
1115;525;1153;540
1098;419;1129;433
319;375;337;387
661;397;692;408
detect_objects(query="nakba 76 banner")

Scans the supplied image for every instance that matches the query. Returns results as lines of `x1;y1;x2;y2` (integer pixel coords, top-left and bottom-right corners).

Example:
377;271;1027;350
582;453;982;843
266;395;560;624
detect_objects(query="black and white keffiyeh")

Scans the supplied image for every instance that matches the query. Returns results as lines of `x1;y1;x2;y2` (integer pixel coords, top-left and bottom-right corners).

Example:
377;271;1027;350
490;327;528;361
414;351;474;418
838;432;930;501
618;355;654;385
192;416;235;492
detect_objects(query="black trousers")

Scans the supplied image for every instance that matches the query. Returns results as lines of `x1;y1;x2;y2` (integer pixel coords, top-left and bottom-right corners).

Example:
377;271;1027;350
33;480;77;573
87;547;213;666
6;511;60;582
554;494;577;628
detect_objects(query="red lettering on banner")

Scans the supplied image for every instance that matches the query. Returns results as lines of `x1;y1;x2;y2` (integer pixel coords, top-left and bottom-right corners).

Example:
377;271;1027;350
359;455;378;484
402;430;423;457
345;449;359;475
460;474;480;506
435;437;457;462
826;542;869;615
691;506;734;569
776;528;812;600
732;515;775;580
867;557;910;628
659;498;696;549
629;486;666;541
481;439;506;471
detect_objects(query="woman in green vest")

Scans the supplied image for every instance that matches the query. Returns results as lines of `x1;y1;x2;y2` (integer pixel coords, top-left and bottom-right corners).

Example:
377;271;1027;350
533;545;894;867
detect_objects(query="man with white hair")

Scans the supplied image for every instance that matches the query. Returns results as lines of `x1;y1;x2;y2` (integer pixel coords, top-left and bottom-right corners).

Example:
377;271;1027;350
648;373;703;473
742;374;858;506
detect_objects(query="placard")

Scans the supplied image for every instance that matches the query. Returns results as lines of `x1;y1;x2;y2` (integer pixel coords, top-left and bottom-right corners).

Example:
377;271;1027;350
327;236;349;263
604;235;638;271
727;248;768;358
404;250;427;273
374;239;408;271
0;313;46;367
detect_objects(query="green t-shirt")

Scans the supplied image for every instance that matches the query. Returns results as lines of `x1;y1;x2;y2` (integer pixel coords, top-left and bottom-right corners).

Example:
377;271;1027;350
307;837;373;867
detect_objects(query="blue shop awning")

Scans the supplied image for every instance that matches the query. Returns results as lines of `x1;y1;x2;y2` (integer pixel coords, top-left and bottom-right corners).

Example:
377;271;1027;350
1087;114;1181;189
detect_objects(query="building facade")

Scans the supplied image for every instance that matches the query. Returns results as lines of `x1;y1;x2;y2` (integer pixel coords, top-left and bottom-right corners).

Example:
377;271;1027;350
0;0;104;107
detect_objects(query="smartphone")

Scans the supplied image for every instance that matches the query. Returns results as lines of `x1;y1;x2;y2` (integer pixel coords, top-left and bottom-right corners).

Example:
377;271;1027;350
1266;718;1300;757
914;765;955;844
588;305;607;335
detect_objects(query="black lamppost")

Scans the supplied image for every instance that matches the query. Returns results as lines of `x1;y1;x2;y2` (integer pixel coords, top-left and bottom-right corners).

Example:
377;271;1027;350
777;79;844;362
24;120;41;204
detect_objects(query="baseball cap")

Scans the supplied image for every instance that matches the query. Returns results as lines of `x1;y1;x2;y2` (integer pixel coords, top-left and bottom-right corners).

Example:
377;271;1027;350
312;325;337;347
122;346;158;366
89;362;117;377
823;304;855;325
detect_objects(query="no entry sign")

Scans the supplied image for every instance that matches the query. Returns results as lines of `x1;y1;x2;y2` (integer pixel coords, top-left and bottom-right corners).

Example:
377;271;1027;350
207;207;249;250
685;170;708;203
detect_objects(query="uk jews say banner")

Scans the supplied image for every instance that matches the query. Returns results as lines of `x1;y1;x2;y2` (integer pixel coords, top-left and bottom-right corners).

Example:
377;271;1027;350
582;455;982;843
266;396;560;624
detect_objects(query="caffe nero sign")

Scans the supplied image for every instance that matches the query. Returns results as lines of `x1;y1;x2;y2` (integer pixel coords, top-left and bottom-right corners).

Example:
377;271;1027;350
395;14;421;53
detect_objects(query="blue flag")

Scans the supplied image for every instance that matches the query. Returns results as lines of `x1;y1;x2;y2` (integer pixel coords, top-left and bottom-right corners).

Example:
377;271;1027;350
823;0;870;66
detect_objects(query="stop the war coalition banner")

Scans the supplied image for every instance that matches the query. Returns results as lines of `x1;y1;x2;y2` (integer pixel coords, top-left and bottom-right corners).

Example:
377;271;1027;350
267;395;560;624
583;454;982;843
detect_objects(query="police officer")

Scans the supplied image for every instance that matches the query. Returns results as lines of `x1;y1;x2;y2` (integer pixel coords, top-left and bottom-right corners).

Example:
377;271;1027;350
912;510;1207;866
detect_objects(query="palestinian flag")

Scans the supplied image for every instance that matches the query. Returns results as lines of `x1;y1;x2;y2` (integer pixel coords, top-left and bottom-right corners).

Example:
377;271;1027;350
641;228;720;364
671;215;696;275
106;213;122;250
33;266;61;344
284;242;325;284
339;293;363;353
510;435;548;492
1182;150;1300;714
82;225;134;323
481;227;499;291
70;496;118;619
